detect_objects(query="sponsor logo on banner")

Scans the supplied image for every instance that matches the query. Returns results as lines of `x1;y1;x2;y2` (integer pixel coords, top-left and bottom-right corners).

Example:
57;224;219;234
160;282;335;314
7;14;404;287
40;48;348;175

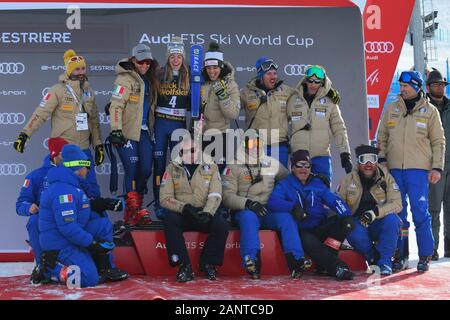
365;41;394;54
43;137;49;149
0;62;25;74
0;163;27;176
0;141;14;147
40;65;65;72
284;64;310;76
95;163;125;175
367;95;380;109
235;66;257;72
94;90;113;96
366;68;380;86
40;64;115;74
0;112;26;125
42;87;50;97
0;90;26;96
98;112;110;124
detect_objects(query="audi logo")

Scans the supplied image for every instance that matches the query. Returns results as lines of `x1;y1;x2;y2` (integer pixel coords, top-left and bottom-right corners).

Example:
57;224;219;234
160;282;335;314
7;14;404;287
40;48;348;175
95;163;125;175
43;138;49;149
284;64;310;76
98;112;110;125
364;41;394;54
0;62;25;75
0;113;26;125
0;163;27;176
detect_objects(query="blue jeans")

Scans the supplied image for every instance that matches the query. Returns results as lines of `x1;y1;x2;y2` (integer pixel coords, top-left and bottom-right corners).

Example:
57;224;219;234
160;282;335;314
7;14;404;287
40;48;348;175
26;214;41;265
233;209;305;265
390;169;434;258
311;156;332;184
116;130;154;194
347;214;401;267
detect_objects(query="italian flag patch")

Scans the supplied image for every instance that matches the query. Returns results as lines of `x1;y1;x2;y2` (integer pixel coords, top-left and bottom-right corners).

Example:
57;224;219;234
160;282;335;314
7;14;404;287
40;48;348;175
59;194;73;204
23;179;30;188
222;168;231;176
112;85;125;98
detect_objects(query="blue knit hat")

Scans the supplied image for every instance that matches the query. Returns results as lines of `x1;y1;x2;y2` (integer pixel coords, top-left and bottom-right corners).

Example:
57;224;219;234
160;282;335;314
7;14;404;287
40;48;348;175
62;144;90;172
255;56;278;79
399;71;424;92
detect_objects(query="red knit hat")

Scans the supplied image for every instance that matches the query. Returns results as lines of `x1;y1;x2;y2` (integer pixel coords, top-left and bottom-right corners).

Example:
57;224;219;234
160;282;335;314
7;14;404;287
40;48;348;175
48;137;69;160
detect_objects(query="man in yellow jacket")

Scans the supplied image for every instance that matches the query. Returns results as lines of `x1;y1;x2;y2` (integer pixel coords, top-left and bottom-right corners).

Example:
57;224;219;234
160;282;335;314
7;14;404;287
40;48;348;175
377;70;446;272
338;145;402;275
14;49;104;198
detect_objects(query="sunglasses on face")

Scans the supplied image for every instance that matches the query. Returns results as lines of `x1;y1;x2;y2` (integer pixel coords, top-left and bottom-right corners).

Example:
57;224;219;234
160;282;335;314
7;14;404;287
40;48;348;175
136;59;151;66
305;65;326;79
294;162;311;169
306;78;323;85
358;153;378;165
257;59;279;73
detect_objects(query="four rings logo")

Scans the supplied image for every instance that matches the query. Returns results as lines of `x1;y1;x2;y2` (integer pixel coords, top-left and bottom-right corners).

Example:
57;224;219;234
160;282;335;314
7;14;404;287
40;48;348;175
0;163;27;176
284;64;310;76
0;62;25;75
95;163;125;175
98;112;110;125
0;113;26;125
42;87;50;97
365;41;394;54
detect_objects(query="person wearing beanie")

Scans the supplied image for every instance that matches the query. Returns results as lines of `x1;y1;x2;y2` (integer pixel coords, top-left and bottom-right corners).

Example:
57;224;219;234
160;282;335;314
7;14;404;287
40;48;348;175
153;37;191;219
337;144;402;275
267;149;356;281
14;49;104;199
15;137;69;273
108;43;160;226
287;65;352;183
425;68;450;260
35;144;128;287
199;42;240;171
222;132;311;280
377;69;445;273
240;56;295;168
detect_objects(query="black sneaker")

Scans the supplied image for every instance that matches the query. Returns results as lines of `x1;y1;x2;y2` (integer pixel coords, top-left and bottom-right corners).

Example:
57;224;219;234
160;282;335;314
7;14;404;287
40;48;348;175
100;268;129;282
392;257;409;272
200;264;217;281
176;263;194;283
431;249;439;261
335;265;355;281
30;265;51;285
417;256;431;273
244;256;260;280
291;257;312;279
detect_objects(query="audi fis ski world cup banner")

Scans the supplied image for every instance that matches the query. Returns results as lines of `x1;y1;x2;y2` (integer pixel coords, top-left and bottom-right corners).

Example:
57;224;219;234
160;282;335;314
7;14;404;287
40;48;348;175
0;6;367;255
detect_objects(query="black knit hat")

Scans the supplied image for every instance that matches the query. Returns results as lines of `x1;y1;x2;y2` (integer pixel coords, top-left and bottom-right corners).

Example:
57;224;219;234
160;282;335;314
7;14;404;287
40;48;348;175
291;149;311;166
204;42;224;69
355;144;379;157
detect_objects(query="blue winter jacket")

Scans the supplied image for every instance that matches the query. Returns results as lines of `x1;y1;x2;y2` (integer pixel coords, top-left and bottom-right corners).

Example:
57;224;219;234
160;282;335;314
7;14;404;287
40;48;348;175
267;174;352;230
39;165;94;251
16;155;53;217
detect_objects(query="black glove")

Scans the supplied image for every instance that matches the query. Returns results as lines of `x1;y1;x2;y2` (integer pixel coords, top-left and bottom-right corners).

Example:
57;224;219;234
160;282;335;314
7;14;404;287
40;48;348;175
291;204;308;221
327;87;341;104
90;198;124;214
182;203;202;216
94;144;105;166
340;152;353;174
110;130;127;148
87;240;115;255
196;211;212;225
245;199;268;217
13;132;29;153
212;80;229;101
360;209;377;227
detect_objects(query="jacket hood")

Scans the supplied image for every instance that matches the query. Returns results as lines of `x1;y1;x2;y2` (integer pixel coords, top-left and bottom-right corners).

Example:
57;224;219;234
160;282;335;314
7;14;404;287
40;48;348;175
47;165;82;188
295;75;332;100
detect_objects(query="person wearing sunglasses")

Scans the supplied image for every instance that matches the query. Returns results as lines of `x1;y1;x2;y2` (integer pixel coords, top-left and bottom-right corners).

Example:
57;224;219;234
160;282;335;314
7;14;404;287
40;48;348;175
241;57;294;168
200;42;240;169
107;43;160;226
153;37;191;220
36;144;128;287
337;145;402;275
267;149;356;281
222;132;312;279
287;65;351;183
159;134;228;282
14;49;104;199
425;68;450;261
377;70;445;273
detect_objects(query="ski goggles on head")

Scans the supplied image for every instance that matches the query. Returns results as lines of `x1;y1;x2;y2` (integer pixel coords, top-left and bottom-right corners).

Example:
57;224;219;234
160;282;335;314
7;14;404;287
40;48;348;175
63;160;91;168
294;161;311;169
136;59;152;65
257;59;278;73
357;153;378;165
68;56;84;63
398;72;421;87
305;65;326;79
